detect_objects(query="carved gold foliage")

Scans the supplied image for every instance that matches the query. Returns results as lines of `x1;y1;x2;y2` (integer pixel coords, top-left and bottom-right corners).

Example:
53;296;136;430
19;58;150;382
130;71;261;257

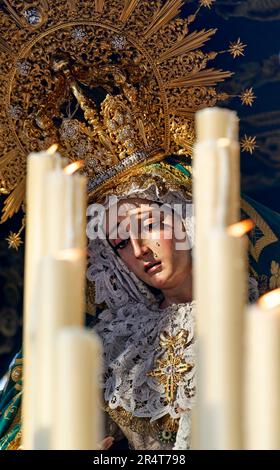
1;178;25;223
95;0;105;14
0;0;233;221
120;0;140;23
66;0;77;12
166;68;233;88
2;1;25;28
143;0;184;39
0;37;13;55
158;28;217;63
0;149;18;171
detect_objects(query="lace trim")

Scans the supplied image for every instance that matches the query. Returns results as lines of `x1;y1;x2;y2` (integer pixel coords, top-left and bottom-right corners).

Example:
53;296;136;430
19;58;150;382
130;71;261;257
94;301;196;421
173;412;191;450
248;275;259;303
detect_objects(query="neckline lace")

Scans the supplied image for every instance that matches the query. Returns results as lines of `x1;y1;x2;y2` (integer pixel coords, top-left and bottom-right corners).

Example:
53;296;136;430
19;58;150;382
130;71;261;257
94;300;196;421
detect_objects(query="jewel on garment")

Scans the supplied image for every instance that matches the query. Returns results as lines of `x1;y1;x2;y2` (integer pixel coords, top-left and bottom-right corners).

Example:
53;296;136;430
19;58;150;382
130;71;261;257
147;330;193;403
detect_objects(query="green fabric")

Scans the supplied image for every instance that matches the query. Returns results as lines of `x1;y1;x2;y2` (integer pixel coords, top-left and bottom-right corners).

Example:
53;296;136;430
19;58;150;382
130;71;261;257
0;350;22;449
241;194;280;295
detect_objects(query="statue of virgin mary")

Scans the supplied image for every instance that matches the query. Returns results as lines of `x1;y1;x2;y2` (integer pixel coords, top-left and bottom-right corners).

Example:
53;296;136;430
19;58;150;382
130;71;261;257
86;153;261;450
0;0;279;451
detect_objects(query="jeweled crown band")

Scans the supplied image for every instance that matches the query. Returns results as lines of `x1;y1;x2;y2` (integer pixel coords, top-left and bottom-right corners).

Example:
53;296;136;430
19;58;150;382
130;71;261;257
88;147;164;197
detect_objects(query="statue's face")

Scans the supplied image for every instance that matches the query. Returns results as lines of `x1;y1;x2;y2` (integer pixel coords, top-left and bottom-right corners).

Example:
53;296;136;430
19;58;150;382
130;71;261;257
105;197;192;292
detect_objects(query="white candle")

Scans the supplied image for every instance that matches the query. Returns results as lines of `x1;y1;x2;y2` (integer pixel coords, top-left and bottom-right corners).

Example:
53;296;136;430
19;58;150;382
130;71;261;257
33;160;86;448
23;145;59;449
244;289;280;449
192;108;241;449
34;250;86;449
52;327;102;450
203;221;251;449
23;151;86;449
45;162;86;253
194;108;240;233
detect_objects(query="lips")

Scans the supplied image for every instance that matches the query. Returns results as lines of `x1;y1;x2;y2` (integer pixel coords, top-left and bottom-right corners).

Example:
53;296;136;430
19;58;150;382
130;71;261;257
144;261;162;274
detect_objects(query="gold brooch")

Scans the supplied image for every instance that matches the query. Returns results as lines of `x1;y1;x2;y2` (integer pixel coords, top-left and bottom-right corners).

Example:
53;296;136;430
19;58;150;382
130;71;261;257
147;330;193;403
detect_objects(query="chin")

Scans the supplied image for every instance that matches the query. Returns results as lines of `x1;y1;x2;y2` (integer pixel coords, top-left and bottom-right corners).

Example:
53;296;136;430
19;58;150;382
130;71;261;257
149;272;170;290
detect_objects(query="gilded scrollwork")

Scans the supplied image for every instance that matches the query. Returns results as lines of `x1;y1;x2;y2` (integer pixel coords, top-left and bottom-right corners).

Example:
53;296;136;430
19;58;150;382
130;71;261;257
0;0;233;222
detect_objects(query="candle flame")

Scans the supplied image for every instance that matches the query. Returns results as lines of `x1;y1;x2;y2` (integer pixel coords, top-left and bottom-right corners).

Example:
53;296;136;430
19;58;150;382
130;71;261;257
46;144;58;154
258;288;280;310
64;160;84;175
55;249;86;261
227;219;254;237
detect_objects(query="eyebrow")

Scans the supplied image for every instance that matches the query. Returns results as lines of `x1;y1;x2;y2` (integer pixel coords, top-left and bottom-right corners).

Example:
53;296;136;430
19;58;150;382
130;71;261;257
107;204;166;239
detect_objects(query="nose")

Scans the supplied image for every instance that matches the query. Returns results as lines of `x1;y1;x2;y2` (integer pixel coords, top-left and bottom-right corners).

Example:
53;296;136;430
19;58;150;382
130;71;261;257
130;236;150;259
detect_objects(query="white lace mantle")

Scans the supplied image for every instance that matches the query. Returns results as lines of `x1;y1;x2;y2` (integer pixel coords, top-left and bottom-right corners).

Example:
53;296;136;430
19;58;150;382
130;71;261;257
94;301;196;421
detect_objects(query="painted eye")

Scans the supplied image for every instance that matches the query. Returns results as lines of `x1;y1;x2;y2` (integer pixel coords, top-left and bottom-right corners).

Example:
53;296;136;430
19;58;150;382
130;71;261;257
115;238;130;250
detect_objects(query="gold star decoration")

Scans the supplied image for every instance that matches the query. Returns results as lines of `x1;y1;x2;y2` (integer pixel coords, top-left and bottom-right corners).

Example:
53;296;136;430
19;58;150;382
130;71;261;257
6;231;23;250
199;0;215;8
229;38;246;58
147;350;193;403
241;135;257;154
240;88;256;106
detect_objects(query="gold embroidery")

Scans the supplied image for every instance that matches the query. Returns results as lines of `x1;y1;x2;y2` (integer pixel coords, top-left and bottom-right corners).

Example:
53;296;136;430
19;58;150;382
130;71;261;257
3;392;22;420
11;366;22;383
6;431;22;451
103;403;179;440
241;198;277;262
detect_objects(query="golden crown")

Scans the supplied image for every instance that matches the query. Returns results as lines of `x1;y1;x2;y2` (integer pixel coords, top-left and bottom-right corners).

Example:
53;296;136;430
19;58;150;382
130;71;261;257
0;0;254;231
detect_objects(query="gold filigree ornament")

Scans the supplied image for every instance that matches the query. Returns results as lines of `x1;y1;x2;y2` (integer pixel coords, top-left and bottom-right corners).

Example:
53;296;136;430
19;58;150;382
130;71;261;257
147;329;193;403
0;0;248;236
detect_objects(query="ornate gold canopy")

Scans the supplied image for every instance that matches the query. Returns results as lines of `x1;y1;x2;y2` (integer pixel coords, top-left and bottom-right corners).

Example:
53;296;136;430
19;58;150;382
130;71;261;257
0;0;249;226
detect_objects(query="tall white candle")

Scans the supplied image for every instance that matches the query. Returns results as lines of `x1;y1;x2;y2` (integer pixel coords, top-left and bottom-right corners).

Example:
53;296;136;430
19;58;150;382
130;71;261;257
23;152;87;449
23;145;59;449
34;250;86;449
203;221;252;449
244;289;280;449
52;327;102;450
192;108;240;449
45;162;86;254
33;160;87;449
